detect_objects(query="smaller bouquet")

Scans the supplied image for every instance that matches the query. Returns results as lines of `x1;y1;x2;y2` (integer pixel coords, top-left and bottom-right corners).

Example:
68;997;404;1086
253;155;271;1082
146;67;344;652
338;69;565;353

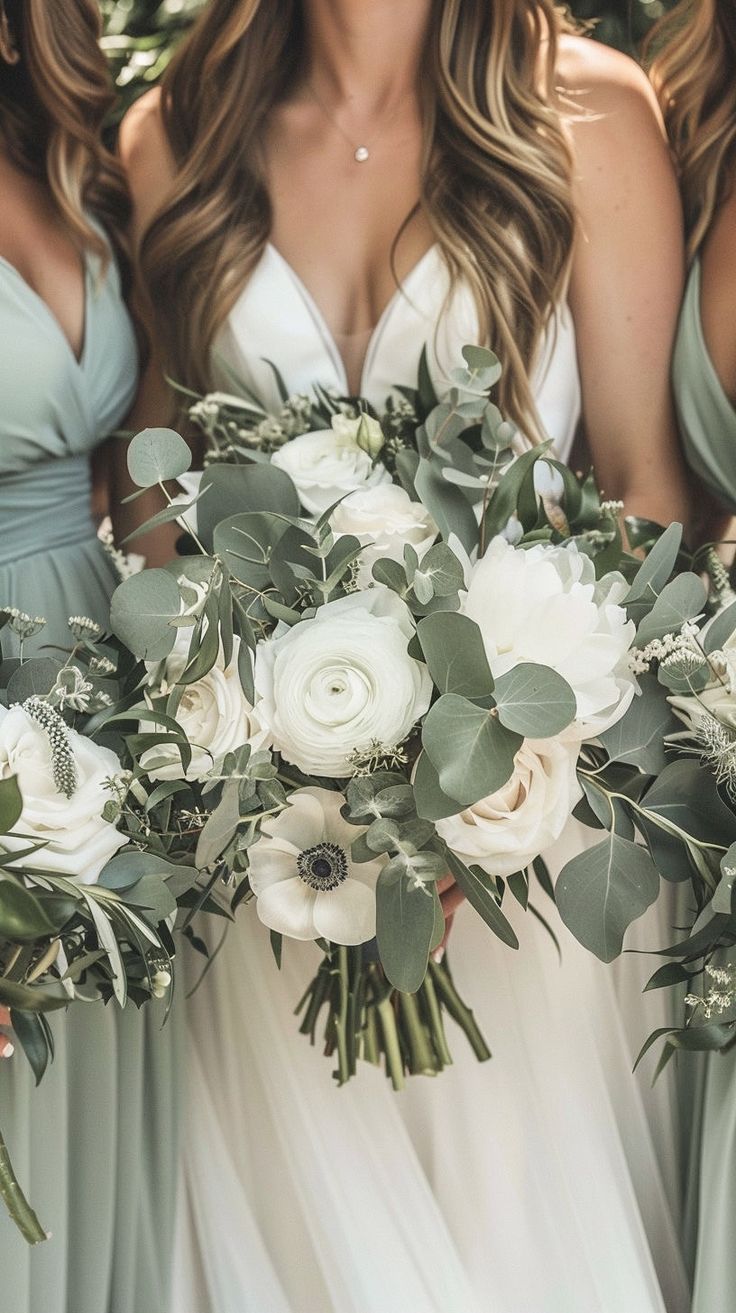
0;608;198;1242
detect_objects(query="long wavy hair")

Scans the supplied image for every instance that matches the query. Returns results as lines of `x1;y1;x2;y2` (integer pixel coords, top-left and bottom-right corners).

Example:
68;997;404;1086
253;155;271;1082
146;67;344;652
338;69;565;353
0;0;131;272
141;0;579;441
650;0;736;258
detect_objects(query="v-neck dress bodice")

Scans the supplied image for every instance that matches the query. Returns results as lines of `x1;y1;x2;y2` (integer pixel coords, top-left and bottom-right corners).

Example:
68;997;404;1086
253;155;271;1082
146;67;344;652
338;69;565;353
674;258;736;511
0;247;136;571
215;243;581;460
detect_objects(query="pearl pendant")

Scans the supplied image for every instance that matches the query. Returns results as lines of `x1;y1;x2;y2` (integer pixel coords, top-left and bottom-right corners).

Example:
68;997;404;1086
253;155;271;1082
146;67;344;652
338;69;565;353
354;146;370;163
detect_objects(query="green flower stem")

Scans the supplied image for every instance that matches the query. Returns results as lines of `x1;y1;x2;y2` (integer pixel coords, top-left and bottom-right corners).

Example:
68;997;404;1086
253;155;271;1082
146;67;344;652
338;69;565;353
419;971;453;1069
429;958;491;1063
333;945;351;1086
0;1128;48;1246
375;996;406;1092
361;1005;380;1066
296;960;330;1039
397;989;437;1076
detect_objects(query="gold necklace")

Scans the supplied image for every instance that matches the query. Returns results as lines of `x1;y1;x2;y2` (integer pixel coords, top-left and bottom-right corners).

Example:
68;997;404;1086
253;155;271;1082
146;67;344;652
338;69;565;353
307;81;405;164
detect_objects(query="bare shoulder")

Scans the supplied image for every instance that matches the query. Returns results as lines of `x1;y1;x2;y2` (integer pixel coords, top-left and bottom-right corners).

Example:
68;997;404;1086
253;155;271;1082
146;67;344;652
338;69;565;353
119;88;176;239
557;33;663;124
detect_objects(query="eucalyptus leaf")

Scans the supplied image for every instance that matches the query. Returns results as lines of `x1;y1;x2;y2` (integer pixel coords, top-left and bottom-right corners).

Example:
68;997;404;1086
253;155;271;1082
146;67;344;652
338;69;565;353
641;759;736;849
11;1010;51;1086
198;464;299;552
422;694;521;807
412;751;463;822
417;613;494;699
493;663;577;737
376;868;435;993
196;778;242;868
0;880;56;941
127;428;192;488
634;574;707;647
6;658;63;705
704;600;736;655
110;569;181;662
599;676;679;774
0;776;22;834
624;522;683;606
445;849;519;948
556;835;660;962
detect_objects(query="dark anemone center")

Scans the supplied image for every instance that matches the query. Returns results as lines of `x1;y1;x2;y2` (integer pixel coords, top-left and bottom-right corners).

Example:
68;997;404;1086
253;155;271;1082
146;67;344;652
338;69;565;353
297;842;349;892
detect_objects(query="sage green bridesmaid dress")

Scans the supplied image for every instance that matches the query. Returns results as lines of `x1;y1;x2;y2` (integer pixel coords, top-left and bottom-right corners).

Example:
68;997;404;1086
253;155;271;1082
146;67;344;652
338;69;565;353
673;257;736;1311
0;242;182;1312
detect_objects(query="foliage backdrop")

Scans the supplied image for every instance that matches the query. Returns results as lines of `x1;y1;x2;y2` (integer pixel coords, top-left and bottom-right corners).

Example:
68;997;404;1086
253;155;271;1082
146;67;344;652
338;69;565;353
101;1;676;118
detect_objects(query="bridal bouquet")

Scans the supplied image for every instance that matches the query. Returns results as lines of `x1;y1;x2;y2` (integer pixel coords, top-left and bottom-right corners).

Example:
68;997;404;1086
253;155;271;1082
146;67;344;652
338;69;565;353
109;347;665;1089
0;607;200;1241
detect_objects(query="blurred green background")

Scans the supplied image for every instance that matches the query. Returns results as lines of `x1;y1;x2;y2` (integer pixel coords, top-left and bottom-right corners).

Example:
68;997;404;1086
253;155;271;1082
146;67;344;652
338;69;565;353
101;0;676;118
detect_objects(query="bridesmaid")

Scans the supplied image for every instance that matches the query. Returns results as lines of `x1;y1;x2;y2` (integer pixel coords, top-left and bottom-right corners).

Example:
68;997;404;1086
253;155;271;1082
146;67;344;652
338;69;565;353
0;3;182;1311
651;1;736;1307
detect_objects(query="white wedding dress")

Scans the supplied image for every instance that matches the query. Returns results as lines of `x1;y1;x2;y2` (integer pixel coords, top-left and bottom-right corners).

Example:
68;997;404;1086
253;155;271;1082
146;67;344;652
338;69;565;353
170;244;690;1313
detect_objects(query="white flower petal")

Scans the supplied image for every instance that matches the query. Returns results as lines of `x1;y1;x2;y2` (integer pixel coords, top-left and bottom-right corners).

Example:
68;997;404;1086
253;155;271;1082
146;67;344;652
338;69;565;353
312;879;377;945
255;877;319;940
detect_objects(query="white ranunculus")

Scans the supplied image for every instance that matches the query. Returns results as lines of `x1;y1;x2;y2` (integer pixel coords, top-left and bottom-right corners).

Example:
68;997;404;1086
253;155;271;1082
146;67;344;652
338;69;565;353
270;414;391;515
436;736;581;879
331;485;437;586
0;702;128;882
249;786;385;944
254;588;432;777
461;537;636;738
141;631;269;782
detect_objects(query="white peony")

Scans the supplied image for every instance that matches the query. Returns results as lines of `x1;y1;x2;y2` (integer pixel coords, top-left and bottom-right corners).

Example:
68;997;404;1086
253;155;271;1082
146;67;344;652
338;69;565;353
141;631;269;782
270;414;391;515
254;588;432;777
461;537;636;738
249;786;385;944
0;702;128;882
436;736;581;879
331;484;437;586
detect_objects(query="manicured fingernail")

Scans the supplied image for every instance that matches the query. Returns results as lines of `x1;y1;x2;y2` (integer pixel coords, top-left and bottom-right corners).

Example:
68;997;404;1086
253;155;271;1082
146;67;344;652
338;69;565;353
431;946;445;965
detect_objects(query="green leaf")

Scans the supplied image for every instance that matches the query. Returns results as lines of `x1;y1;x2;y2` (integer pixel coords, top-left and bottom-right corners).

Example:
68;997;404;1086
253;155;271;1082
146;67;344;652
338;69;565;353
0;776;22;834
445;849;519;948
624;522;682;606
712;843;736;915
79;891;127;1006
196;778;242;868
641;759;736;849
0;978;67;1013
123;498;198;543
6;658;63;705
11;1010;51;1086
482;443;550;541
493;663;577;737
556;835;660;962
0;880;56;941
214;512;287;589
634;574;707;647
599;675;678;773
110;569;182;662
422;694;521;807
376;867;435;993
197;464;299;552
417;613;494;699
127;428;192;488
704;600;736;655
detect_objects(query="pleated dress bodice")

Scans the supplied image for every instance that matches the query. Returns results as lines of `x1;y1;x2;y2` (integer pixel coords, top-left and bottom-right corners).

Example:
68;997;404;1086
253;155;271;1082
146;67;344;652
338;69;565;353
0;244;136;640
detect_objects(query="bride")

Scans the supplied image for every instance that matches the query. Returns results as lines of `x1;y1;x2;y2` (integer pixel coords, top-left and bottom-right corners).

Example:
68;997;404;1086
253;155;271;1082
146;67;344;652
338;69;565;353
118;2;692;1309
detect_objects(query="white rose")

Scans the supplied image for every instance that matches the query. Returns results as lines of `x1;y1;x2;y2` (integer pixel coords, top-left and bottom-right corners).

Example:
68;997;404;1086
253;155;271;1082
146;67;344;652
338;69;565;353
249;786;385;944
0;702;128;882
270;414;391;515
436;736;581;878
462;537;636;738
331;485;437;586
254;588;432;777
141;632;269;782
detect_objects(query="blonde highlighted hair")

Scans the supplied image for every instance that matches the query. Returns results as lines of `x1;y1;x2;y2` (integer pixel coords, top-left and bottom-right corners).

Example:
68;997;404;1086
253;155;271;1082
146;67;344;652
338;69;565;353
0;0;130;273
650;0;736;257
141;0;579;441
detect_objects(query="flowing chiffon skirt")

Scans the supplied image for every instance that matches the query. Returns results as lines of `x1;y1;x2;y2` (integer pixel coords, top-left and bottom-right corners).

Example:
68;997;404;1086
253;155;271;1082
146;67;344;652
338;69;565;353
172;821;690;1313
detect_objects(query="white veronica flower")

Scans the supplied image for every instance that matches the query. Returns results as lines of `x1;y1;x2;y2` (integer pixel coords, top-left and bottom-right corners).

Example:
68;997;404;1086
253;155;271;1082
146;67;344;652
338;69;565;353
0;702;128;881
331;484;437;585
436;735;581;879
270;414;391;515
249;787;385;944
254;588;432;777
141;630;269;782
461;537;636;738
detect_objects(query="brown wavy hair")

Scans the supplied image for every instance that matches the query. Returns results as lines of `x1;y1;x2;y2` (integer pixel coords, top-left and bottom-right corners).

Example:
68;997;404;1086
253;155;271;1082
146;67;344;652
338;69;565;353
141;0;579;442
0;0;131;272
649;0;736;257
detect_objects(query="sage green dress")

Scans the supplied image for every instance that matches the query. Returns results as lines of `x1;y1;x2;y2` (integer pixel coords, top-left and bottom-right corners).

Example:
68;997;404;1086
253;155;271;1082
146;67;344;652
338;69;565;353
0;244;182;1311
673;257;736;1310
